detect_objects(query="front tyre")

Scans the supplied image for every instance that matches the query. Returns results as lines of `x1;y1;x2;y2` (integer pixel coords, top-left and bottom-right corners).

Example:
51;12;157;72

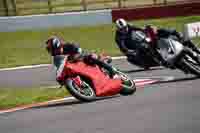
65;79;96;102
116;71;136;96
181;54;200;76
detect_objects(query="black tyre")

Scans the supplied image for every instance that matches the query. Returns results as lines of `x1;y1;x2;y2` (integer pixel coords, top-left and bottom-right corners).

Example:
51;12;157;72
65;78;96;102
116;71;136;96
181;53;200;76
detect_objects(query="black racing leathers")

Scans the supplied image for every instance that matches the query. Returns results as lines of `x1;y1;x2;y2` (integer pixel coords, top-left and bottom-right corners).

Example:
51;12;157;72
62;43;81;55
115;24;199;67
115;25;144;54
115;25;183;54
115;24;156;68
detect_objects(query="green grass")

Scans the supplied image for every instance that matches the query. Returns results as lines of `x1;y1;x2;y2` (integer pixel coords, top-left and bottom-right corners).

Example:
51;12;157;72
0;86;69;110
0;15;200;68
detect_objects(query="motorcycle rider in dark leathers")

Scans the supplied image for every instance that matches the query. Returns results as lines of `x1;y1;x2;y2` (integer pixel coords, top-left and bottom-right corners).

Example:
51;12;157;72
115;18;200;68
45;36;117;84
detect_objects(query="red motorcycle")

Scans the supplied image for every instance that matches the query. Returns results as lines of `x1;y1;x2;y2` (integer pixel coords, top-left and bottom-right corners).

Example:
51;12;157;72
53;54;136;102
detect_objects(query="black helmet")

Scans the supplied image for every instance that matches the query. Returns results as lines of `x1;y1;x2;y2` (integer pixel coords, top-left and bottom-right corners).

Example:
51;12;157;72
46;37;62;56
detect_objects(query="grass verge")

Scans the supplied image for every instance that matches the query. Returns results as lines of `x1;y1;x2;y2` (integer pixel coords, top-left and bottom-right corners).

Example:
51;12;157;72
0;86;69;110
0;15;200;69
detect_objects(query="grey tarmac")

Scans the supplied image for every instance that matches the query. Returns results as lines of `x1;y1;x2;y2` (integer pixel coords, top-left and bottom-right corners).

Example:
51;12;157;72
0;59;200;133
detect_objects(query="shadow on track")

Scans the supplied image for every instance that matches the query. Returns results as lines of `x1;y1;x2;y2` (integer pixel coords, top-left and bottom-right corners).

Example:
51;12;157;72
121;67;164;73
153;76;200;85
32;95;120;109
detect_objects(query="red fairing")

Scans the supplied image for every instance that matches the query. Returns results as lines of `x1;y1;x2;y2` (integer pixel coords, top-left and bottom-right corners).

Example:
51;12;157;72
60;61;122;97
56;65;74;82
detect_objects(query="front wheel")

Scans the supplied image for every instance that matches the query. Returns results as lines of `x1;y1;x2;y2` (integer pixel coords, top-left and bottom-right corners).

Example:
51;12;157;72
65;78;96;102
116;71;136;96
179;52;200;76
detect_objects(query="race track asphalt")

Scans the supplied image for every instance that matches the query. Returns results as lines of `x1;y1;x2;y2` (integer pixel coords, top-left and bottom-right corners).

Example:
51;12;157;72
0;59;200;133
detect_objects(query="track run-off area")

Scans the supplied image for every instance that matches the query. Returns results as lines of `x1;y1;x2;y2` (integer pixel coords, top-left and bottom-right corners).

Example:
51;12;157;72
0;58;200;133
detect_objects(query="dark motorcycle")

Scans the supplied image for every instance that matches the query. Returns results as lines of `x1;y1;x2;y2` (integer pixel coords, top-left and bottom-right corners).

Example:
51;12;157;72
126;31;161;69
157;35;200;76
52;54;136;102
131;30;200;76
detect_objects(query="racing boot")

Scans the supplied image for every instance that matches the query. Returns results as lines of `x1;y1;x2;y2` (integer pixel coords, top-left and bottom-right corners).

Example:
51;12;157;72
92;57;117;78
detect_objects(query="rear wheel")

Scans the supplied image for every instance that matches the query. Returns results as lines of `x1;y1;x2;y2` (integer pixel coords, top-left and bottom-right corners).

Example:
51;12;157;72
65;78;96;102
116;71;136;95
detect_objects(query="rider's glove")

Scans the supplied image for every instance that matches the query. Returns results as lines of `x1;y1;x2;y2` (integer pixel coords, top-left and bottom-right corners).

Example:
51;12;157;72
140;37;151;49
88;53;98;59
83;54;97;65
145;37;151;43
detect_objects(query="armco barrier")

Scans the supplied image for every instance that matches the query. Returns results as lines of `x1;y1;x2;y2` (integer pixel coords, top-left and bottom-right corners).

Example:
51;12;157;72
112;2;200;21
0;10;112;32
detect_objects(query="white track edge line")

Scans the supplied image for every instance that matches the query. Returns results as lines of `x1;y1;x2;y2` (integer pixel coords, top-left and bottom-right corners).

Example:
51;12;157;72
0;56;126;71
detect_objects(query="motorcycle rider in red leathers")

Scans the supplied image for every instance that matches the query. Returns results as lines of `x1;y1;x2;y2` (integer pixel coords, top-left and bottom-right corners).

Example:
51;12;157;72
45;36;117;79
45;36;134;96
115;18;200;68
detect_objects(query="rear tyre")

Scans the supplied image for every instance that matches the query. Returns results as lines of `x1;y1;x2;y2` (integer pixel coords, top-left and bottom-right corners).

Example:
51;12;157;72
65;79;96;102
116;71;136;96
